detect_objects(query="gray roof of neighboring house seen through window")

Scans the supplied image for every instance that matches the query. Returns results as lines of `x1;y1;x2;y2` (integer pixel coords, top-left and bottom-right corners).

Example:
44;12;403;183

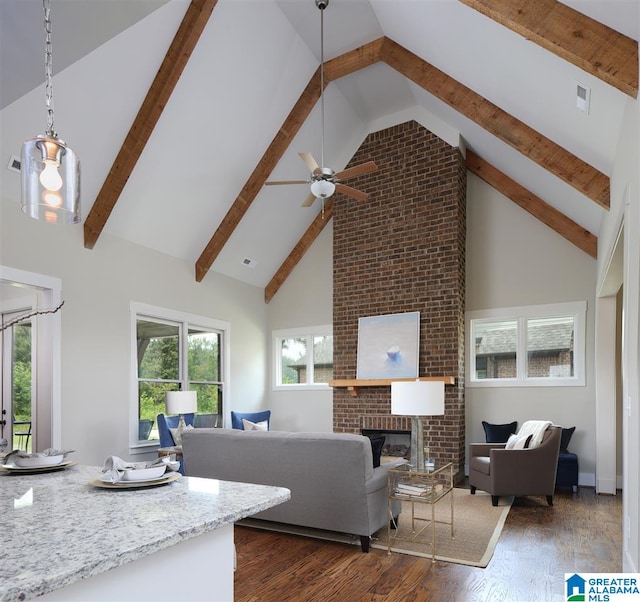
476;322;574;355
288;336;333;368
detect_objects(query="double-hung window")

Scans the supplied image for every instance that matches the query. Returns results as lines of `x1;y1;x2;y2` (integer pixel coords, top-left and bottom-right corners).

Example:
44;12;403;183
466;301;586;387
131;302;229;449
273;325;333;389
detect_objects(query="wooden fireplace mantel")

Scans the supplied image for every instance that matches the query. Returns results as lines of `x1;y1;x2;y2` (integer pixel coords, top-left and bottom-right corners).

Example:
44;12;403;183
328;376;456;397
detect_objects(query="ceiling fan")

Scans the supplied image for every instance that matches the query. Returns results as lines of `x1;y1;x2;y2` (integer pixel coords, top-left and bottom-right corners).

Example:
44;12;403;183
265;0;377;208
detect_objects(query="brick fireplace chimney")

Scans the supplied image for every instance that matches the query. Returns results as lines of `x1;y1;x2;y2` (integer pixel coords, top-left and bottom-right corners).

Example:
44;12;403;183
332;120;466;480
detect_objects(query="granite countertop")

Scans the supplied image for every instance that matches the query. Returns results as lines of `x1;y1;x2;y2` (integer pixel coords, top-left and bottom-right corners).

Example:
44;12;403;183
0;463;290;602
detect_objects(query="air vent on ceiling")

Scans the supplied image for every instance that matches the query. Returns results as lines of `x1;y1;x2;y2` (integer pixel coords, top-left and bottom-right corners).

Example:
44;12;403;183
7;155;21;173
242;257;257;269
576;82;591;113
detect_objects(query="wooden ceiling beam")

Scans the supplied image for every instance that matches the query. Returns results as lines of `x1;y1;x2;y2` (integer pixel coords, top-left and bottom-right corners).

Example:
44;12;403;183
459;0;638;98
466;150;597;258
195;42;383;282
379;37;610;210
83;0;219;250
195;70;322;282
264;201;334;304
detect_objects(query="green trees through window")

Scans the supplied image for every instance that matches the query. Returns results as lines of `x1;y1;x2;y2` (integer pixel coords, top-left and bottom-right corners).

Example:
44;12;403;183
136;317;222;442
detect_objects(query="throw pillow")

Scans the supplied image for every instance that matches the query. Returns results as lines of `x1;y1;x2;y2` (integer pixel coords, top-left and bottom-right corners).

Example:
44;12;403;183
560;426;576;452
505;433;533;450
169;424;193;446
482;421;518;443
242;418;268;431
369;436;385;468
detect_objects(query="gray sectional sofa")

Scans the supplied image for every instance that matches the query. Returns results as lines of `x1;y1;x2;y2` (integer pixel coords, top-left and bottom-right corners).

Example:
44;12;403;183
181;428;405;551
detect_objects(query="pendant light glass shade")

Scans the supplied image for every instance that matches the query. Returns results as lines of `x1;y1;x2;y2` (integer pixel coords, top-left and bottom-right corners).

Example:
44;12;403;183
21;135;80;224
310;178;335;199
21;0;81;225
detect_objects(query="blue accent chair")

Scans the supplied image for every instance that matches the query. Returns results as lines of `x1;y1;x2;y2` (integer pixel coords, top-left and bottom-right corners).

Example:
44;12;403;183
156;413;195;448
230;410;271;430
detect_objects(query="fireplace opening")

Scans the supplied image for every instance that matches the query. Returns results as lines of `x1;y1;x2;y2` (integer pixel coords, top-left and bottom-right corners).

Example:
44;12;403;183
362;428;411;462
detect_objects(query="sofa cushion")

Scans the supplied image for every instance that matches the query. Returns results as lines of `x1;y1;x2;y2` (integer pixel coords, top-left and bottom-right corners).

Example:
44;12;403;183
470;456;491;475
560;426;576;452
482;421;517;443
369;436;385;468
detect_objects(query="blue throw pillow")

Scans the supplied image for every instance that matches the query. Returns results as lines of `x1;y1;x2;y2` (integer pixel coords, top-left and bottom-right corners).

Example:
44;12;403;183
369;436;386;468
482;421;518;443
560;426;576;452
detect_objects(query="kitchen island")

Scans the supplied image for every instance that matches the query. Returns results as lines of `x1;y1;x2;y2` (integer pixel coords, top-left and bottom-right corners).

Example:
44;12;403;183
0;463;290;602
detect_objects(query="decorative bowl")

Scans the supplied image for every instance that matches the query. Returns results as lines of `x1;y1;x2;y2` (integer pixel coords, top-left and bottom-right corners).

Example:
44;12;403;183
122;465;166;481
14;454;64;468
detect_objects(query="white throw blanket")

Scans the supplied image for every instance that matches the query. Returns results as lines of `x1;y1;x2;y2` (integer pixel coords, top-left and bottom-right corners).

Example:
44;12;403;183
517;420;553;449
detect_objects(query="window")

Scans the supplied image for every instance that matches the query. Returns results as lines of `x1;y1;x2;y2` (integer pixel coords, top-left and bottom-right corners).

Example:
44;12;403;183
466;301;586;387
273;325;333;389
131;303;229;449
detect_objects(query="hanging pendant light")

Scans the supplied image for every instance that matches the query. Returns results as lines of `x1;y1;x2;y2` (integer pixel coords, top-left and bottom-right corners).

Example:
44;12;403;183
21;0;80;225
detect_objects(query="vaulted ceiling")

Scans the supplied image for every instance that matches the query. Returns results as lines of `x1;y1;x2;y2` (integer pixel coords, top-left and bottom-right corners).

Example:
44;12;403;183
1;0;638;302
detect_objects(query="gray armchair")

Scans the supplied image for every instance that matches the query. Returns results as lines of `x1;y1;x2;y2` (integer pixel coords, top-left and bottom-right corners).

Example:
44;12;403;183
469;425;562;506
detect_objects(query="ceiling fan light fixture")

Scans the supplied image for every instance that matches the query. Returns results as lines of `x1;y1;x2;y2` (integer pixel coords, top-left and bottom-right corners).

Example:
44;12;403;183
310;178;335;199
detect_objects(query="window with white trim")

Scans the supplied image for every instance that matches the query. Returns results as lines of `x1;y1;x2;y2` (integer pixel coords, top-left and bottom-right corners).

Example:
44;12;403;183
466;301;586;387
273;325;333;389
130;303;229;449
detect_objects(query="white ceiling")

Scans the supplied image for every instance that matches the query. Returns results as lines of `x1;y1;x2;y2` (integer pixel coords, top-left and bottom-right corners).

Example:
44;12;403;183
1;0;638;289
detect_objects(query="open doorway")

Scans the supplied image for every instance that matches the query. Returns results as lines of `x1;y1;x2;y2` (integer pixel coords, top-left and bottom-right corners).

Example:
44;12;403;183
0;266;62;452
1;306;34;451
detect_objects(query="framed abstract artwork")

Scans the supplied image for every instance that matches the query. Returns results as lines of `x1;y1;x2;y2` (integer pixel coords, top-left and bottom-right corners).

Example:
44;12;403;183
356;311;420;379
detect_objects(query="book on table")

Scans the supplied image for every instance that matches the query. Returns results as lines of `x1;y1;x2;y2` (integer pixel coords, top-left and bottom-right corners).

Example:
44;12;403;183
394;481;445;497
396;482;432;496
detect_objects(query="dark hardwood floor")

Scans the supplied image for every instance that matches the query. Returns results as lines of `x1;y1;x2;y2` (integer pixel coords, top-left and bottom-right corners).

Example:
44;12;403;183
235;486;621;602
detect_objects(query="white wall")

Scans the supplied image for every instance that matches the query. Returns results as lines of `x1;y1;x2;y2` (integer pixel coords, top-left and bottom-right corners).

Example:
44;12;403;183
598;94;640;573
465;172;598;482
0;200;268;466
266;223;333;432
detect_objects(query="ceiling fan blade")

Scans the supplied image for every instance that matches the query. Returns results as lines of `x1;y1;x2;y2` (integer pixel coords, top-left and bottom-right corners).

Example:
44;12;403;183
336;183;368;202
301;193;316;207
335;161;378;181
299;152;321;175
264;180;308;186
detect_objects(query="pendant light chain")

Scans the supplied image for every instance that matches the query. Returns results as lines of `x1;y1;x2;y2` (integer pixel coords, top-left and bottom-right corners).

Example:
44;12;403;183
319;4;325;169
43;0;56;138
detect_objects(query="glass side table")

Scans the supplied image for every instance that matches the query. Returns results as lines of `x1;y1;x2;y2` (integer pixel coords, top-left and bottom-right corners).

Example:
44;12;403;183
387;462;454;563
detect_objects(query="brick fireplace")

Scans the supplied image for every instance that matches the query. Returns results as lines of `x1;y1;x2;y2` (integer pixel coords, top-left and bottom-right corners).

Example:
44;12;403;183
332;120;466;480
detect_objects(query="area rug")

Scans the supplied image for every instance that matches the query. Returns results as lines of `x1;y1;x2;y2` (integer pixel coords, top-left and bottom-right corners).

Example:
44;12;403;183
370;488;512;567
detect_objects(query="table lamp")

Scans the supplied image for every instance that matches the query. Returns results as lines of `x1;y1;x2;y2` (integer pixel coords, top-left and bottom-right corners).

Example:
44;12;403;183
165;390;197;444
391;380;445;470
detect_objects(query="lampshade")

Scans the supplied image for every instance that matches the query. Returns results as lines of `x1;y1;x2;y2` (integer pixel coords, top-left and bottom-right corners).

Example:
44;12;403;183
391;380;445;470
391;381;445;417
21;135;81;224
310;178;335;199
165;391;197;415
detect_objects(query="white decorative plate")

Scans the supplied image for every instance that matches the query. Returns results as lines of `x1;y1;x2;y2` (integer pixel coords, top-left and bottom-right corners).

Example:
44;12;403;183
14;454;64;468
121;465;166;481
0;460;77;474
90;471;181;489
